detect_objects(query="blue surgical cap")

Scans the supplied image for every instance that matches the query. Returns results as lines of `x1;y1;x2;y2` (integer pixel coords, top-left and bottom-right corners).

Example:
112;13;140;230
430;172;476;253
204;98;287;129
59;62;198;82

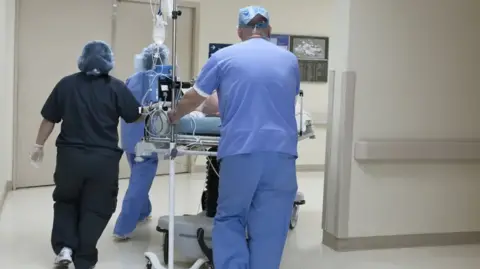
140;44;170;71
238;6;270;29
77;40;114;76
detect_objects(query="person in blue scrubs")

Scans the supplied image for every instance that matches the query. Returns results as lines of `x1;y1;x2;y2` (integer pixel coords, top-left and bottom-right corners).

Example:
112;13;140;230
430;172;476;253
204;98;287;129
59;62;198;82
168;6;300;269
113;44;170;240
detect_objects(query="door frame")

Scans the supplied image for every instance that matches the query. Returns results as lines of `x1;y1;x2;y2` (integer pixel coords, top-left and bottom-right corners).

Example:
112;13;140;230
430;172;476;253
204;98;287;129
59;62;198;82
12;0;20;190
12;0;200;189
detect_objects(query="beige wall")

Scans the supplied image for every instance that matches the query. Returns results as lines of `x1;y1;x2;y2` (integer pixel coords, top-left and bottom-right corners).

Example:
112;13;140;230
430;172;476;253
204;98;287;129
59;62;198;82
326;0;480;240
2;0;480;250
0;0;329;191
0;0;15;204
195;0;332;169
198;0;332;123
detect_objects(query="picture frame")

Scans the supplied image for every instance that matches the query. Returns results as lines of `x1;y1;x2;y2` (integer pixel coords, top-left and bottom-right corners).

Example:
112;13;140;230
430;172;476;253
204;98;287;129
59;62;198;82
289;35;329;82
289;35;329;61
269;34;291;51
208;43;232;58
298;60;328;83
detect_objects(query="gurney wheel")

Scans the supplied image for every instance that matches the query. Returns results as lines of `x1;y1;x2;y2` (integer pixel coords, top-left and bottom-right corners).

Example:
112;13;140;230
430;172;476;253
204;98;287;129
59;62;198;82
144;252;162;269
162;231;169;265
289;205;299;230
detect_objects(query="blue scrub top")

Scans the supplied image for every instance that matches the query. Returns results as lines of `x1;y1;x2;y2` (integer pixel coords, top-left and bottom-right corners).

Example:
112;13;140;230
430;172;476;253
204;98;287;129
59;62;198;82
121;71;158;154
193;38;300;159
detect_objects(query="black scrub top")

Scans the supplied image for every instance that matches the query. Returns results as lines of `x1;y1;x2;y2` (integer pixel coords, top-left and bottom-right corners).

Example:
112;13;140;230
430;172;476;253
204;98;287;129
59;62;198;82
41;72;141;154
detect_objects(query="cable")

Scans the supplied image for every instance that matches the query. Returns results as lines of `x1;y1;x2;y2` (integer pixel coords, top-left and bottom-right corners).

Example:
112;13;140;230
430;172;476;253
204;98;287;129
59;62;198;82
140;48;165;107
141;0;173;107
149;0;160;18
144;109;170;137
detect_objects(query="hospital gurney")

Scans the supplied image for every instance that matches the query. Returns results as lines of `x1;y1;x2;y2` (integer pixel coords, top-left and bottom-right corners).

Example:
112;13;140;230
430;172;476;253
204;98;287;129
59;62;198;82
137;92;315;269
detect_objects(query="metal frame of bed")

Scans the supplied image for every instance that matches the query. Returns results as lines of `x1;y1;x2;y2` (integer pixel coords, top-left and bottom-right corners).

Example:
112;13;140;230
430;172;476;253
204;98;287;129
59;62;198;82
135;118;316;159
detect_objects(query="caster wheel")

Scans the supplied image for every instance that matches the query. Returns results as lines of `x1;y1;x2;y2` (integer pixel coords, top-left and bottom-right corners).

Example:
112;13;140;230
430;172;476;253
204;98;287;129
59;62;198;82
162;231;169;265
289;205;299;230
144;252;162;269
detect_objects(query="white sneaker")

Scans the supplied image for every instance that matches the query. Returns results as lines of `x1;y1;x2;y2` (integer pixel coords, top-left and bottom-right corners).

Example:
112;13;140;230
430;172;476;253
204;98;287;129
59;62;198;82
54;247;73;267
113;233;131;241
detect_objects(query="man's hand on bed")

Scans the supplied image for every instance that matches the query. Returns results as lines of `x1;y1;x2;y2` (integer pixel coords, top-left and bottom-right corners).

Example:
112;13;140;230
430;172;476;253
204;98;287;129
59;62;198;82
169;89;207;123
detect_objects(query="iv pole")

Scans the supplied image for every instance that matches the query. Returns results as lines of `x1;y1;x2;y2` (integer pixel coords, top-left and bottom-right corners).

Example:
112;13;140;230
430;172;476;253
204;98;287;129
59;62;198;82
167;0;179;268
144;0;209;268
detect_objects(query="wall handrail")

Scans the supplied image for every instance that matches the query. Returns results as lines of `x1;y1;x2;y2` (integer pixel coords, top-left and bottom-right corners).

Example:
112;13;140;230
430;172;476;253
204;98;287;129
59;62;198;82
354;139;480;162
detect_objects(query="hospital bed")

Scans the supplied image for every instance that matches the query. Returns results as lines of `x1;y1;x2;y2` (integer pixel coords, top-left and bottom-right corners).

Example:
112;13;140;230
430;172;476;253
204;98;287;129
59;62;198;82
137;90;315;269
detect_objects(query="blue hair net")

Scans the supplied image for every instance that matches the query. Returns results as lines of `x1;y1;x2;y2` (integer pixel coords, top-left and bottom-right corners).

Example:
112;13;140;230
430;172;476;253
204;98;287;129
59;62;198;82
136;44;170;72
77;40;114;76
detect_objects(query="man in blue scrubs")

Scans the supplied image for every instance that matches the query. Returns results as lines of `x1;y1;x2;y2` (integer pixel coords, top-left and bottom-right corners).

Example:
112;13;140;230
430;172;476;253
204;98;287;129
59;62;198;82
168;6;300;269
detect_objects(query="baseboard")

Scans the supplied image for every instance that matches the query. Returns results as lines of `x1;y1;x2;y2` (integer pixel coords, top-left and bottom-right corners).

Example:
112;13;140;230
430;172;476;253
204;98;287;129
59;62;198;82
313;121;327;128
322;230;480;251
0;180;13;216
192;163;325;173
311;112;328;127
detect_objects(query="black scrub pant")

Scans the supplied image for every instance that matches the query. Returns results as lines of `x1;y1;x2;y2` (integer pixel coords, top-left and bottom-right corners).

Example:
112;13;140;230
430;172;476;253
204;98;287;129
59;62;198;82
51;147;120;269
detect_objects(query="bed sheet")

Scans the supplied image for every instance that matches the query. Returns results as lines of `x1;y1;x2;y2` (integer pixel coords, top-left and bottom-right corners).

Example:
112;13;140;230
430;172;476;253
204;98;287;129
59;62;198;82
177;111;312;136
177;115;221;135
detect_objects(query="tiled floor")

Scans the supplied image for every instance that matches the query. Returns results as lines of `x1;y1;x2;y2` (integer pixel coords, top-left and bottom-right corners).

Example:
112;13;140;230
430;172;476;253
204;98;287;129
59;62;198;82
1;172;479;269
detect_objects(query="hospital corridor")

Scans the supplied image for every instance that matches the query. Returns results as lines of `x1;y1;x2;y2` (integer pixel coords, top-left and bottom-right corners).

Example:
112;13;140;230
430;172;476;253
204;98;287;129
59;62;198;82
2;172;480;269
1;0;480;268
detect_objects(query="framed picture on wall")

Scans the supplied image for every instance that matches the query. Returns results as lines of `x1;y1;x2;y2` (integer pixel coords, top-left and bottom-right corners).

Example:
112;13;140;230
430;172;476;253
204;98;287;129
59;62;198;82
298;60;328;82
270;34;291;50
290;36;329;61
208;43;232;58
289;36;329;82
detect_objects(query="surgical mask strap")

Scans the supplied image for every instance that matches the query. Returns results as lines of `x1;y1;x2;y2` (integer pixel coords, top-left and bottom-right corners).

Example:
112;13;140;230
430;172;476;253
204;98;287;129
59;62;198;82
251;24;270;40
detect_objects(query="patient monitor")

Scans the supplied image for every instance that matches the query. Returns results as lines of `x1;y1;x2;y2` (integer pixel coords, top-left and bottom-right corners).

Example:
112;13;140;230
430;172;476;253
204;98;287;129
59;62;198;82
149;64;193;106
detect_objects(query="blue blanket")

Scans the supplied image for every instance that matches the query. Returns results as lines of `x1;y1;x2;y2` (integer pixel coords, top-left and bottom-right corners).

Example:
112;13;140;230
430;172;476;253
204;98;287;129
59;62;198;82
177;116;221;136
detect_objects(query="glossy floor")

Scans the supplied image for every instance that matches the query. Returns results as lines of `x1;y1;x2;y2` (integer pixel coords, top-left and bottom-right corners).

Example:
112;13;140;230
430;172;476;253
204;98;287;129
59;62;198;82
0;172;479;269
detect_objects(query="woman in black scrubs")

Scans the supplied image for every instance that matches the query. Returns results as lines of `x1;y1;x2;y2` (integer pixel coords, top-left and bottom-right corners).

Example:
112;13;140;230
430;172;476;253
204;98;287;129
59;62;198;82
30;41;146;269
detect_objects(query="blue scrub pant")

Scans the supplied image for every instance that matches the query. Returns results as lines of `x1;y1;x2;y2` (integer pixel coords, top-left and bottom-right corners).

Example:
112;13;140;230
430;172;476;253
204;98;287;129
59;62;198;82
212;152;297;269
113;153;158;236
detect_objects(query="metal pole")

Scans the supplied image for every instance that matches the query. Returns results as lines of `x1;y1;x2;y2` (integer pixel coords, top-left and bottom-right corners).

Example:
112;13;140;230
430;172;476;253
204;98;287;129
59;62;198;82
110;0;119;74
299;90;304;135
168;3;179;269
170;0;178;142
